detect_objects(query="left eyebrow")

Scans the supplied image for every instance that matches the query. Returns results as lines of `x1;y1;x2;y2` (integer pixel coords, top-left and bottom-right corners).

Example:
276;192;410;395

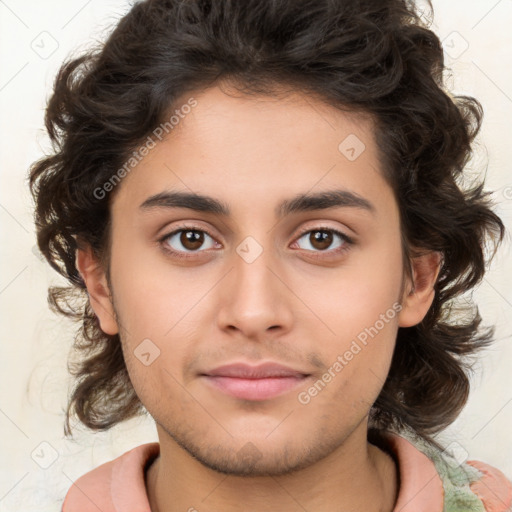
139;189;376;218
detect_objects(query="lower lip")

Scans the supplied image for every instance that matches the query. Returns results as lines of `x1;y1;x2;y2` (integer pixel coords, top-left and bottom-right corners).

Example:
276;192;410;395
202;375;308;401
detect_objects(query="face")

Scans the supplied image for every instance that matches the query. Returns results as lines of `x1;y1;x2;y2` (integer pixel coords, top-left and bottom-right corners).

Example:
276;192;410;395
83;84;434;476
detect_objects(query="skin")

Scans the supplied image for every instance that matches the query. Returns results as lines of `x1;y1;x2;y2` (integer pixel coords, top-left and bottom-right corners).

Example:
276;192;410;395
77;83;441;511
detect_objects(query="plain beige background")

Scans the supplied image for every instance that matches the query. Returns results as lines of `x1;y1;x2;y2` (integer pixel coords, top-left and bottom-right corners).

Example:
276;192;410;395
1;0;511;510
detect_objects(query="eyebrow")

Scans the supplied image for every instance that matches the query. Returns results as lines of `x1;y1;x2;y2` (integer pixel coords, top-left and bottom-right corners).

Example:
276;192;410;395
139;189;375;218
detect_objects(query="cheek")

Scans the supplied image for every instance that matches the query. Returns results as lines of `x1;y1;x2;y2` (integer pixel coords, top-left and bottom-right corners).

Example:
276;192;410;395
108;241;208;393
296;238;403;343
295;236;403;396
109;238;203;338
297;311;399;420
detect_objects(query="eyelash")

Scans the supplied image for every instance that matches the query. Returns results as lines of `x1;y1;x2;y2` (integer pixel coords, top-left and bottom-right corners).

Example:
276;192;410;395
158;224;354;260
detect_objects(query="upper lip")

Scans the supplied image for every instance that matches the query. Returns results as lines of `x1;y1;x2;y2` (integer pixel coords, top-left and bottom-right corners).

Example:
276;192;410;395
202;362;310;379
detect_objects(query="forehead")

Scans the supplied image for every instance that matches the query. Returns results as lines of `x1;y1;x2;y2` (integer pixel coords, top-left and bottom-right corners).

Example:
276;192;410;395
168;84;377;161
110;84;395;220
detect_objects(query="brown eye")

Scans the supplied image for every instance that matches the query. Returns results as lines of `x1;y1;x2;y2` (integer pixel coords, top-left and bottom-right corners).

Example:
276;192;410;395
309;230;333;250
179;230;204;251
161;227;217;255
294;227;353;256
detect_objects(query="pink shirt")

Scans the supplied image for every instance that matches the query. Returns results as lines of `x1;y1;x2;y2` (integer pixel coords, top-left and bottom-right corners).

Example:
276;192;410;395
62;433;512;511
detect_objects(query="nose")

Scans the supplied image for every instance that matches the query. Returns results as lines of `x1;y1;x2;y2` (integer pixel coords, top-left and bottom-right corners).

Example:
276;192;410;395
216;240;294;341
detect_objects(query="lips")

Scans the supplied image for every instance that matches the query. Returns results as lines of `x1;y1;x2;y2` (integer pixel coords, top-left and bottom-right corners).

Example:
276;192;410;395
205;362;309;379
200;362;311;401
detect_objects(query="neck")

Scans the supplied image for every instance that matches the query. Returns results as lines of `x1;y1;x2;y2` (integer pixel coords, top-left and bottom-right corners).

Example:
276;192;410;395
146;425;398;512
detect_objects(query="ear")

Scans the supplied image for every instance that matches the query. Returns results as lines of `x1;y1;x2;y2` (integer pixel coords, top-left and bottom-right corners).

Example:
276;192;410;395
75;244;119;335
398;251;442;328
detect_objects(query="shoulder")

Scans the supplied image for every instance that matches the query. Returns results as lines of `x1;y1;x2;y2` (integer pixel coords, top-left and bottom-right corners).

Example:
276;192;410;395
465;460;512;512
383;429;512;512
62;442;160;512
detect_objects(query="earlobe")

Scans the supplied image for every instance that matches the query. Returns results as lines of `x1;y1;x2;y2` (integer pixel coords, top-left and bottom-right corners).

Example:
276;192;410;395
75;245;119;335
398;251;442;328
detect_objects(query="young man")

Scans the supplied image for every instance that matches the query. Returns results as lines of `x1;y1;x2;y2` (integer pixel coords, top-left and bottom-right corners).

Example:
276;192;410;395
29;0;511;510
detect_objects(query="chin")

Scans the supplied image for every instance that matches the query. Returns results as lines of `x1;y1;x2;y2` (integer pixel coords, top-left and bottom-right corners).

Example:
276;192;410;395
190;447;318;477
169;427;333;477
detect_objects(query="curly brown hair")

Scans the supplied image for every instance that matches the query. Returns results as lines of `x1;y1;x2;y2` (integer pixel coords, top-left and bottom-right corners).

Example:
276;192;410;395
28;0;505;443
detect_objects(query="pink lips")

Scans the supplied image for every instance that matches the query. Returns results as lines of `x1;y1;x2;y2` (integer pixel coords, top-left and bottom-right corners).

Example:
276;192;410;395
201;362;310;401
